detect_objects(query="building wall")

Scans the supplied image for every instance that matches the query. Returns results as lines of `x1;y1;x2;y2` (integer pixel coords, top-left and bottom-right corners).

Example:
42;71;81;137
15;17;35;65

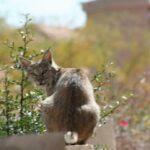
83;0;149;15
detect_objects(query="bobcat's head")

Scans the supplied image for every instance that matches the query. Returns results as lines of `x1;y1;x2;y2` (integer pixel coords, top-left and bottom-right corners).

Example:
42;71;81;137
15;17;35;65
20;50;60;87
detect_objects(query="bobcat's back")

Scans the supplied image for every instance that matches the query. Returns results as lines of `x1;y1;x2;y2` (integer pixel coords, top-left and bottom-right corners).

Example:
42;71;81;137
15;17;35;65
42;68;100;144
55;68;94;105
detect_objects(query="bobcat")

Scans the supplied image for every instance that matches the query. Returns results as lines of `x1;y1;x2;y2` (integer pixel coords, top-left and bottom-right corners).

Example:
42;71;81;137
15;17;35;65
20;50;100;145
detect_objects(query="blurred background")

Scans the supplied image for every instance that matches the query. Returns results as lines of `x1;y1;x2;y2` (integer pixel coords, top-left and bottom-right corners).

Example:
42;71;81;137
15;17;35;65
0;0;150;149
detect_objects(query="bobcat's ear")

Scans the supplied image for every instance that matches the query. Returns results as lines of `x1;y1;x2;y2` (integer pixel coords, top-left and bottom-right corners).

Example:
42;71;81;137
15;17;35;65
42;50;52;64
20;57;31;69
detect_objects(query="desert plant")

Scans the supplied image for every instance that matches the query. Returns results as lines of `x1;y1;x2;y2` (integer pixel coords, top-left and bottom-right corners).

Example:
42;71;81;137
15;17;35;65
0;15;46;136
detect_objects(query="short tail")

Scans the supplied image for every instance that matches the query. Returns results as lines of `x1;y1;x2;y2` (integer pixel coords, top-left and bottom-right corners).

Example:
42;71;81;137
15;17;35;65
64;131;78;144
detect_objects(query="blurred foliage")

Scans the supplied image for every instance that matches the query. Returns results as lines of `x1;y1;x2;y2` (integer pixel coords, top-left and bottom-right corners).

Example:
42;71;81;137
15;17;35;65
88;11;150;149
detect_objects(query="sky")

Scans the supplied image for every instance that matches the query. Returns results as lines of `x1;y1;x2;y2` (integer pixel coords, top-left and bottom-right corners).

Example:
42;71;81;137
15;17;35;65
0;0;94;29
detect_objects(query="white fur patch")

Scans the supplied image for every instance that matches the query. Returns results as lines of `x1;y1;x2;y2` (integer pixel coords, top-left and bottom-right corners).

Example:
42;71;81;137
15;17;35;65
64;131;78;144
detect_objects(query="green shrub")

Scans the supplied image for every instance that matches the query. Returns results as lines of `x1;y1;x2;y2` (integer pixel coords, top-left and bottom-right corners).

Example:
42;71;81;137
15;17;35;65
0;15;46;135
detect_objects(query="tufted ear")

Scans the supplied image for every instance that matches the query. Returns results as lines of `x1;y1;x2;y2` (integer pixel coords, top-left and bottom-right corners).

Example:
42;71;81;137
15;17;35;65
42;50;52;64
20;57;31;69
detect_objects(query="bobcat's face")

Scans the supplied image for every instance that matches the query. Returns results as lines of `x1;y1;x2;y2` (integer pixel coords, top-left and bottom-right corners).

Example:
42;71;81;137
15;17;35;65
26;61;53;86
20;50;59;87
